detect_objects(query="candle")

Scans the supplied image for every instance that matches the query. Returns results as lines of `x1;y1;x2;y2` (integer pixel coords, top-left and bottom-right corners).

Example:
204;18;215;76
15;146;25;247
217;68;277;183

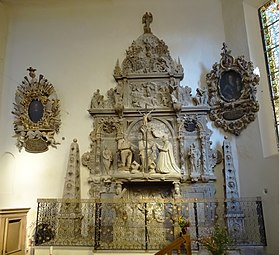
49;246;53;255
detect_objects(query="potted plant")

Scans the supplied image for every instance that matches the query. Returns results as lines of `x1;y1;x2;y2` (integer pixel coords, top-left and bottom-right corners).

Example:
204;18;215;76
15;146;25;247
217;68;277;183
178;215;190;235
199;224;232;255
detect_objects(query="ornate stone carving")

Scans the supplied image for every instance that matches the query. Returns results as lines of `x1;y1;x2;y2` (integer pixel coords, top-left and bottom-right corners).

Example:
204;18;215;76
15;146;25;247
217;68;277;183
179;114;217;182
206;43;260;135
12;67;61;152
83;13;218;200
113;13;183;78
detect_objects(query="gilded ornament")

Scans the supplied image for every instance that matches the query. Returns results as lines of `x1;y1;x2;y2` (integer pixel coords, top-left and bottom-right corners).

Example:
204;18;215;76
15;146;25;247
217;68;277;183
12;67;61;152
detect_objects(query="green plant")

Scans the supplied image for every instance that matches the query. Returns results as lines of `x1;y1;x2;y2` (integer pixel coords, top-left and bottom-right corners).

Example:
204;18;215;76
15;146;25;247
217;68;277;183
178;215;190;229
199;224;232;255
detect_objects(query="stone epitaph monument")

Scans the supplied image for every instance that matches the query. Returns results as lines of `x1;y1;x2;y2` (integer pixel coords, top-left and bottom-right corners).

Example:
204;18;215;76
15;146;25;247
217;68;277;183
82;12;218;202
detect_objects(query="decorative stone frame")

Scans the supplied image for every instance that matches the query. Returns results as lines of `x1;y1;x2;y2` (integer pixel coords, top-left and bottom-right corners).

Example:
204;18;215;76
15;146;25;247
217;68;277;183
206;43;260;135
12;67;61;153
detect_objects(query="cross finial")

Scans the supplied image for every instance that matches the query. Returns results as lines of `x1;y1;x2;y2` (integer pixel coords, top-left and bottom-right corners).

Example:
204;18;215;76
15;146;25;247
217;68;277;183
27;67;37;78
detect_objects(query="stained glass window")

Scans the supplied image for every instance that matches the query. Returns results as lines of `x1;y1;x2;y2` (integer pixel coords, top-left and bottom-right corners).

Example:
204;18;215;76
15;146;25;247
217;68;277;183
259;0;279;146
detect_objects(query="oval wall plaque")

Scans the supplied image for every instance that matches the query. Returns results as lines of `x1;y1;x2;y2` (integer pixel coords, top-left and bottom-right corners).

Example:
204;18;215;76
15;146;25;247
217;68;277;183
28;99;44;123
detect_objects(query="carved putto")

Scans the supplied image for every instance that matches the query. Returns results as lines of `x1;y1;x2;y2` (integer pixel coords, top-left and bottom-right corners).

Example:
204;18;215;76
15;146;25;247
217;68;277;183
206;43;260;135
12;67;61;153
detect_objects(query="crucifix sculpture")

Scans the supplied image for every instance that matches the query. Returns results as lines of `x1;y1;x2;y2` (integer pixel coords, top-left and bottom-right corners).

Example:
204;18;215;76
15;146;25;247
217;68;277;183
139;104;154;173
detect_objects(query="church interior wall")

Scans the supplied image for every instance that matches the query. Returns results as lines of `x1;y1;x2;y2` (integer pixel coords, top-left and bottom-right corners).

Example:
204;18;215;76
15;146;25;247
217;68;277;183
0;2;8;112
242;2;279;254
243;1;278;156
0;0;278;254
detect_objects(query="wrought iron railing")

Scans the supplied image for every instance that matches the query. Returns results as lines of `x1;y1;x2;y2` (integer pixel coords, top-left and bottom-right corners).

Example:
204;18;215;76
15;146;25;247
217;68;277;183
35;197;266;250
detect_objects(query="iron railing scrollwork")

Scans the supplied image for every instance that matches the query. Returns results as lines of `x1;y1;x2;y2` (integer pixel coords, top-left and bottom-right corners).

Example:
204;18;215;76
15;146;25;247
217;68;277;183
35;197;267;250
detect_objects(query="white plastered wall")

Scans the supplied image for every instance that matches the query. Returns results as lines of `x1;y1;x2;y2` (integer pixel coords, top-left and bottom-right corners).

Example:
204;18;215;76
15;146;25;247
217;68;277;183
0;2;8;125
242;1;279;254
